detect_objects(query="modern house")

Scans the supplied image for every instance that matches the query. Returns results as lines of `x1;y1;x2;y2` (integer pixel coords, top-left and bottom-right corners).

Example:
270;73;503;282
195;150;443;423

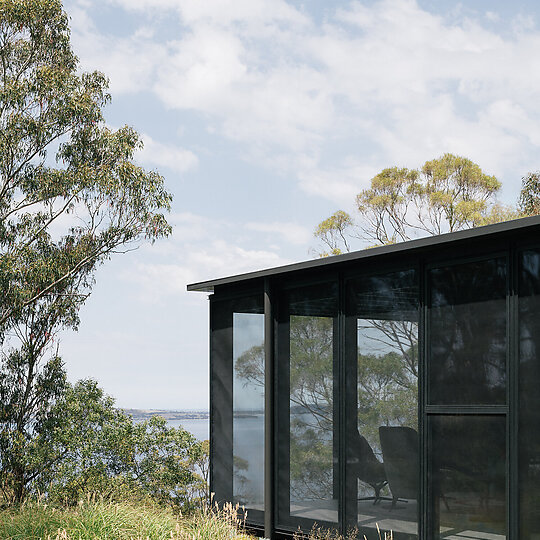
187;215;540;540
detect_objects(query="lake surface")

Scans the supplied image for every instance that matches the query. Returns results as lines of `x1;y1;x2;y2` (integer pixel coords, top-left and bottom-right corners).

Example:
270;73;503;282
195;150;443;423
168;414;264;504
167;417;209;441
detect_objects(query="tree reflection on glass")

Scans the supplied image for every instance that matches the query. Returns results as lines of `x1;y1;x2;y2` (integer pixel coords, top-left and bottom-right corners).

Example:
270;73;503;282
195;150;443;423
357;318;418;451
232;312;264;507
348;270;419;539
520;250;540;538
289;315;334;501
236;315;335;502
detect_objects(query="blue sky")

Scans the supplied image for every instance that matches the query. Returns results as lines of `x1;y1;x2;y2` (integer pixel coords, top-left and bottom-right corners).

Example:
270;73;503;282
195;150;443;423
58;0;540;409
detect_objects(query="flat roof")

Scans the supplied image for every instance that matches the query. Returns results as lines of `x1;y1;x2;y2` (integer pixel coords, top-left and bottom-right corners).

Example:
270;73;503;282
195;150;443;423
187;215;540;293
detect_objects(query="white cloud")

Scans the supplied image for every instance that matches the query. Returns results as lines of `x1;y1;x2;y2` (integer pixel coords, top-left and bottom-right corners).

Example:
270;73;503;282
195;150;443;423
67;0;540;204
245;221;311;245
120;212;295;303
68;4;168;95
124;241;287;303
138;134;198;173
106;0;309;29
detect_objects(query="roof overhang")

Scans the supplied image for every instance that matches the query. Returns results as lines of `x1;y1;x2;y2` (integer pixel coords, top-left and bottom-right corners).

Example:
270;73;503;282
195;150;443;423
187;215;540;293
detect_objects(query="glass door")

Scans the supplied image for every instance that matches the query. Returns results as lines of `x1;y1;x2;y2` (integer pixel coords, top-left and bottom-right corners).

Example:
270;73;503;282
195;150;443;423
277;281;339;533
345;268;419;540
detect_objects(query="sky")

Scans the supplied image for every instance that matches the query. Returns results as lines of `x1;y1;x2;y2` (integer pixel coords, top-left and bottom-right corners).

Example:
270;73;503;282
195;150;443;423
58;0;540;410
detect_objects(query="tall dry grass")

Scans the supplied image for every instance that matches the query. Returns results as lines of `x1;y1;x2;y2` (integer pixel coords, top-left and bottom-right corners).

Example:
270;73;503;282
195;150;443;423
0;495;254;540
0;494;394;540
293;522;393;540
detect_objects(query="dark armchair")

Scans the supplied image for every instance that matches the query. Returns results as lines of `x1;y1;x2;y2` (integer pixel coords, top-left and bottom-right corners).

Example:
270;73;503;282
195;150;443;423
379;426;418;508
350;429;387;504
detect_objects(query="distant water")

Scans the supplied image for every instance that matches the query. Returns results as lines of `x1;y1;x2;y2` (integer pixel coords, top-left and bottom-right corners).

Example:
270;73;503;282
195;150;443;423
167;417;209;441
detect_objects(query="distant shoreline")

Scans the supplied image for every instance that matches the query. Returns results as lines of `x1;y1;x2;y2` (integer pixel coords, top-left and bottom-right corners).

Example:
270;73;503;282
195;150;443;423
122;409;209;423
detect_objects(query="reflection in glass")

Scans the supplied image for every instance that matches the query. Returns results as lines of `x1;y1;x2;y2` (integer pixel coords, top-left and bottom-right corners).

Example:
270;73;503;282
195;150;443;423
283;282;338;525
348;270;419;539
232;311;264;509
429;416;506;539
428;258;507;405
290;315;334;504
519;250;540;538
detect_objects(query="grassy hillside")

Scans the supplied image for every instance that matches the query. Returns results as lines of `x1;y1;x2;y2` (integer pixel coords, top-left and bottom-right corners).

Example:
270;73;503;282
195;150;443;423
0;497;394;539
0;498;254;540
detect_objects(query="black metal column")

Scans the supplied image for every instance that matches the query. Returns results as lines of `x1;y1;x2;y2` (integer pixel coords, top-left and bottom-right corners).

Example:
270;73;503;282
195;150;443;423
264;278;275;539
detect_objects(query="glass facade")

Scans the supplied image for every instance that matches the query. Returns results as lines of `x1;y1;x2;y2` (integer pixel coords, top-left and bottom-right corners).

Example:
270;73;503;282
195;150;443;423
427;257;508;539
520;250;540;539
233;311;265;508
210;294;264;522
346;270;419;539
429;415;506;539
277;281;339;528
201;221;540;540
428;258;507;405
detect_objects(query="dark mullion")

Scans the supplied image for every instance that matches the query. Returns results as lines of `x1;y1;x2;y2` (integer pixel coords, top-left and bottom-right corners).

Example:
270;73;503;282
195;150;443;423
419;257;427;540
332;317;340;512
338;273;346;537
343;282;360;535
264;278;275;539
210;299;234;505
509;246;519;540
272;286;280;540
424;259;438;540
276;290;291;529
209;295;216;502
424;405;508;415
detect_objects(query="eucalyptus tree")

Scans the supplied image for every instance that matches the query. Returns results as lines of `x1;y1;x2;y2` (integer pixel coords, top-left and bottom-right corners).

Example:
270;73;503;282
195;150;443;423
519;172;540;216
313;153;518;255
0;0;172;503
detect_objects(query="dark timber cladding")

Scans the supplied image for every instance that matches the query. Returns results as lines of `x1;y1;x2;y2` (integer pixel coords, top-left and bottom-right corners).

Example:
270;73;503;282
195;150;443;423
189;215;540;540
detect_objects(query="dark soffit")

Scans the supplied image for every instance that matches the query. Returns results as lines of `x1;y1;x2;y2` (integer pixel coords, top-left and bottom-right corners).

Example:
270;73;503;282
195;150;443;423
187;215;540;293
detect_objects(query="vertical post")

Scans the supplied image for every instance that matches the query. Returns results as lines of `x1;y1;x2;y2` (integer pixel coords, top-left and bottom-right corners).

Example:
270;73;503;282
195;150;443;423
264;278;275;539
508;246;518;540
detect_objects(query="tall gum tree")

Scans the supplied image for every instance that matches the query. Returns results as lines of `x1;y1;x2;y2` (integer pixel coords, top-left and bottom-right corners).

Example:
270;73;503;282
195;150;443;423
314;153;524;255
0;0;173;503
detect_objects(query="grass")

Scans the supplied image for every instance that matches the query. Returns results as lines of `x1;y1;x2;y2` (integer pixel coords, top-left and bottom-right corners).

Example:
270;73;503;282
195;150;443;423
0;496;255;540
293;523;393;540
0;496;394;540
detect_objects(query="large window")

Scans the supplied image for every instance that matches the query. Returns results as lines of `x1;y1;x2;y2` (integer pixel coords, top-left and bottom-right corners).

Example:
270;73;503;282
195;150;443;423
233;310;265;508
346;269;419;539
427;257;507;539
519;249;540;539
277;281;339;530
210;294;264;524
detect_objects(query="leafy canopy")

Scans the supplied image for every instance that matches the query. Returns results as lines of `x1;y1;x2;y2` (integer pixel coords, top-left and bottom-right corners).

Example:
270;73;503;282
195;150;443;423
0;0;172;334
0;0;177;505
313;153;536;255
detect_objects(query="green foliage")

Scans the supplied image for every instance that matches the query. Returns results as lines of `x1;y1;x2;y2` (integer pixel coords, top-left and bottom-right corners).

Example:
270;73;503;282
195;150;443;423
356;167;420;245
314;210;354;257
0;497;255;539
0;498;180;540
314;153;526;254
0;375;208;510
0;0;172;334
519;171;540;216
0;0;175;507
